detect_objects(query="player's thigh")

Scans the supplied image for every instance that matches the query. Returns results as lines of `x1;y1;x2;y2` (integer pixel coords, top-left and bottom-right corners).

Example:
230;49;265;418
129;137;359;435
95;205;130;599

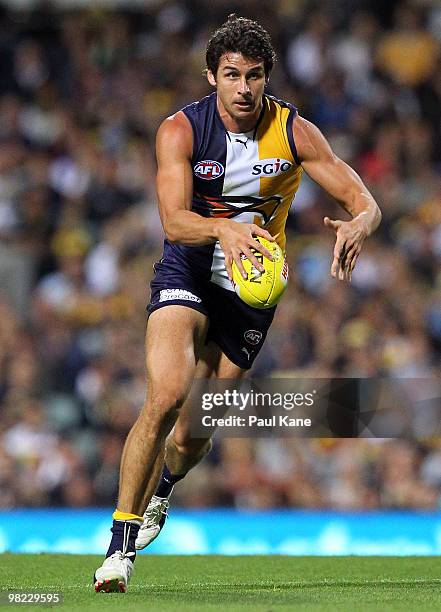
199;340;249;379
145;305;208;412
172;341;246;449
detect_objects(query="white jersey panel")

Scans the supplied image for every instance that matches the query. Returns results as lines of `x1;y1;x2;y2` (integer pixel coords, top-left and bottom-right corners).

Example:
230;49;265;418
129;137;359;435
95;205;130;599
210;132;261;290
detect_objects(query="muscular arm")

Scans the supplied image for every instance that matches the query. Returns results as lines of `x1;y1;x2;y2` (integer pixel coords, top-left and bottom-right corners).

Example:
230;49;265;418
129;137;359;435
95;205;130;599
156;112;273;278
294;116;382;280
156;112;218;245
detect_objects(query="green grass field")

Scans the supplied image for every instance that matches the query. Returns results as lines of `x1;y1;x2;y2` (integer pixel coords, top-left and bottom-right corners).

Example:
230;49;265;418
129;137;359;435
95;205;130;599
1;555;441;611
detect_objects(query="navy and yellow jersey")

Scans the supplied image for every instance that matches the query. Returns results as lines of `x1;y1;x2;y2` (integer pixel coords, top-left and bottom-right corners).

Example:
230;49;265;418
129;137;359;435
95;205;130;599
162;92;303;291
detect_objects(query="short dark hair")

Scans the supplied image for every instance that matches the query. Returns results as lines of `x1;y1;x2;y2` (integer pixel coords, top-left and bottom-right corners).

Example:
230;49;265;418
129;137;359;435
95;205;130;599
206;14;276;78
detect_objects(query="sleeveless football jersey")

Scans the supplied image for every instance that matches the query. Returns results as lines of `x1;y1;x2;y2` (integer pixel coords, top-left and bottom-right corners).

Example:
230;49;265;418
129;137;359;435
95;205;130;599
162;92;303;291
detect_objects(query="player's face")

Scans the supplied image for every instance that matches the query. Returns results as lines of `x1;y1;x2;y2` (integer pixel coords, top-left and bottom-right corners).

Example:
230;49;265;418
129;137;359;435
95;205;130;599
207;53;266;129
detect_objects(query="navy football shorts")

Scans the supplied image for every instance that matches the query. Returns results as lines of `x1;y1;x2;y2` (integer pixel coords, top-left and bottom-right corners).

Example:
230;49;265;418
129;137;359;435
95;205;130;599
147;256;276;370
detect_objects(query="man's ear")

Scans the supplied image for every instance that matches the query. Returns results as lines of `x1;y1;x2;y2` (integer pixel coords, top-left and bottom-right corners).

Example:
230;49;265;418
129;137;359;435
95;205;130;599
207;70;217;87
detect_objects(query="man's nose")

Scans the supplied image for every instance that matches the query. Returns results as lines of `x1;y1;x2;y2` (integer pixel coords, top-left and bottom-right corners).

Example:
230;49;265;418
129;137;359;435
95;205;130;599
238;78;251;95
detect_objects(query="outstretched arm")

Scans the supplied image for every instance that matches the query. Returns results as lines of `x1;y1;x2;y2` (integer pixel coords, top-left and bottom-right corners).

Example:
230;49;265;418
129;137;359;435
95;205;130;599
293;116;381;281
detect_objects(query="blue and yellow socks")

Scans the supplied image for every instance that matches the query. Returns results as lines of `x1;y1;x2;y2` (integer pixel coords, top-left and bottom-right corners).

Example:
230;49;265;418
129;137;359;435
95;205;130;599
155;465;186;498
105;510;143;559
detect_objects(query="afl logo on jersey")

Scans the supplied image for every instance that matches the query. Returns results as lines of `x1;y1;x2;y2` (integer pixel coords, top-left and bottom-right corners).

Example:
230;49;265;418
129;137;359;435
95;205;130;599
194;160;224;180
252;158;292;176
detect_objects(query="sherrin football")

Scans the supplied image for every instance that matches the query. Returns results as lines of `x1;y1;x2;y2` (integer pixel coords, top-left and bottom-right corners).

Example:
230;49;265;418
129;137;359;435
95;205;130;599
232;237;289;309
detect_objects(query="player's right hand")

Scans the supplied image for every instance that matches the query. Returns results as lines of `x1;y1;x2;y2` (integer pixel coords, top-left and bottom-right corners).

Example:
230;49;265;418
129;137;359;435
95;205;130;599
216;219;274;282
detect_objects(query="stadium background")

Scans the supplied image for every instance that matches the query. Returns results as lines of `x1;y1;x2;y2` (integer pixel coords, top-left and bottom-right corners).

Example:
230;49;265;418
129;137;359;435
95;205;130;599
0;0;440;554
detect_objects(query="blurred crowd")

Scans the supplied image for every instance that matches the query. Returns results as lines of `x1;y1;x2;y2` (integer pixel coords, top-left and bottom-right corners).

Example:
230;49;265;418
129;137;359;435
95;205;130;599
0;0;440;510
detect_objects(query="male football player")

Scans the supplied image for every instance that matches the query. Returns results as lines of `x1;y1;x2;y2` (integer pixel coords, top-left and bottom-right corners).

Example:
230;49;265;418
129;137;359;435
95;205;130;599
94;14;381;592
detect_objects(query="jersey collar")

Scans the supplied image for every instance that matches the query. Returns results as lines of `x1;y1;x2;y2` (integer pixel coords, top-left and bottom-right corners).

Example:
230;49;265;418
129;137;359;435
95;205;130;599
216;95;266;142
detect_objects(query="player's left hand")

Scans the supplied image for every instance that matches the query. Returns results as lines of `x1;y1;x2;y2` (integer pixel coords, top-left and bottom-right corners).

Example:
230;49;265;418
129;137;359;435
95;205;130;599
324;216;368;282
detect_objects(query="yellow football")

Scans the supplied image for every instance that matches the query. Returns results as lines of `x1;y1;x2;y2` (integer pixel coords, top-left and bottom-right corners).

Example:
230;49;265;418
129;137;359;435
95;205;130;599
232;237;288;309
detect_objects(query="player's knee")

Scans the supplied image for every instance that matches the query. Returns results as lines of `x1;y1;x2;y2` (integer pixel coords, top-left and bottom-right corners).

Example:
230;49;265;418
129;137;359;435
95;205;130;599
142;389;187;425
171;436;212;459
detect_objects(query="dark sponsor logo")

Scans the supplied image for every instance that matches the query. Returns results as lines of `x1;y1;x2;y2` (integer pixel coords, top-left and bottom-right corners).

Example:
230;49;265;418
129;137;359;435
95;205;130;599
252;158;292;176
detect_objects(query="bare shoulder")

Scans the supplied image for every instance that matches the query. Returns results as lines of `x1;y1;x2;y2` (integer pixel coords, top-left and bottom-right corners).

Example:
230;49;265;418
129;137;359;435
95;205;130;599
156;111;193;158
293;115;334;163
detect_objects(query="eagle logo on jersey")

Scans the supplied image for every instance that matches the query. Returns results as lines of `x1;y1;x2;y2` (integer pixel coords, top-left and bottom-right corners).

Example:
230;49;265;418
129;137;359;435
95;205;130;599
193;193;282;225
194;160;224;180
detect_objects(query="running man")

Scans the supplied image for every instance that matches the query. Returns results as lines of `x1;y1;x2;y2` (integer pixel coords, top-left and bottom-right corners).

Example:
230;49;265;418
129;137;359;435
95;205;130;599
94;14;381;592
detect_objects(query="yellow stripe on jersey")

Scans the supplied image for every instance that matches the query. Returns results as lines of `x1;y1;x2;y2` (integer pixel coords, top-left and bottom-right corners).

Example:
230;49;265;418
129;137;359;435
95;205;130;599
256;97;302;251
